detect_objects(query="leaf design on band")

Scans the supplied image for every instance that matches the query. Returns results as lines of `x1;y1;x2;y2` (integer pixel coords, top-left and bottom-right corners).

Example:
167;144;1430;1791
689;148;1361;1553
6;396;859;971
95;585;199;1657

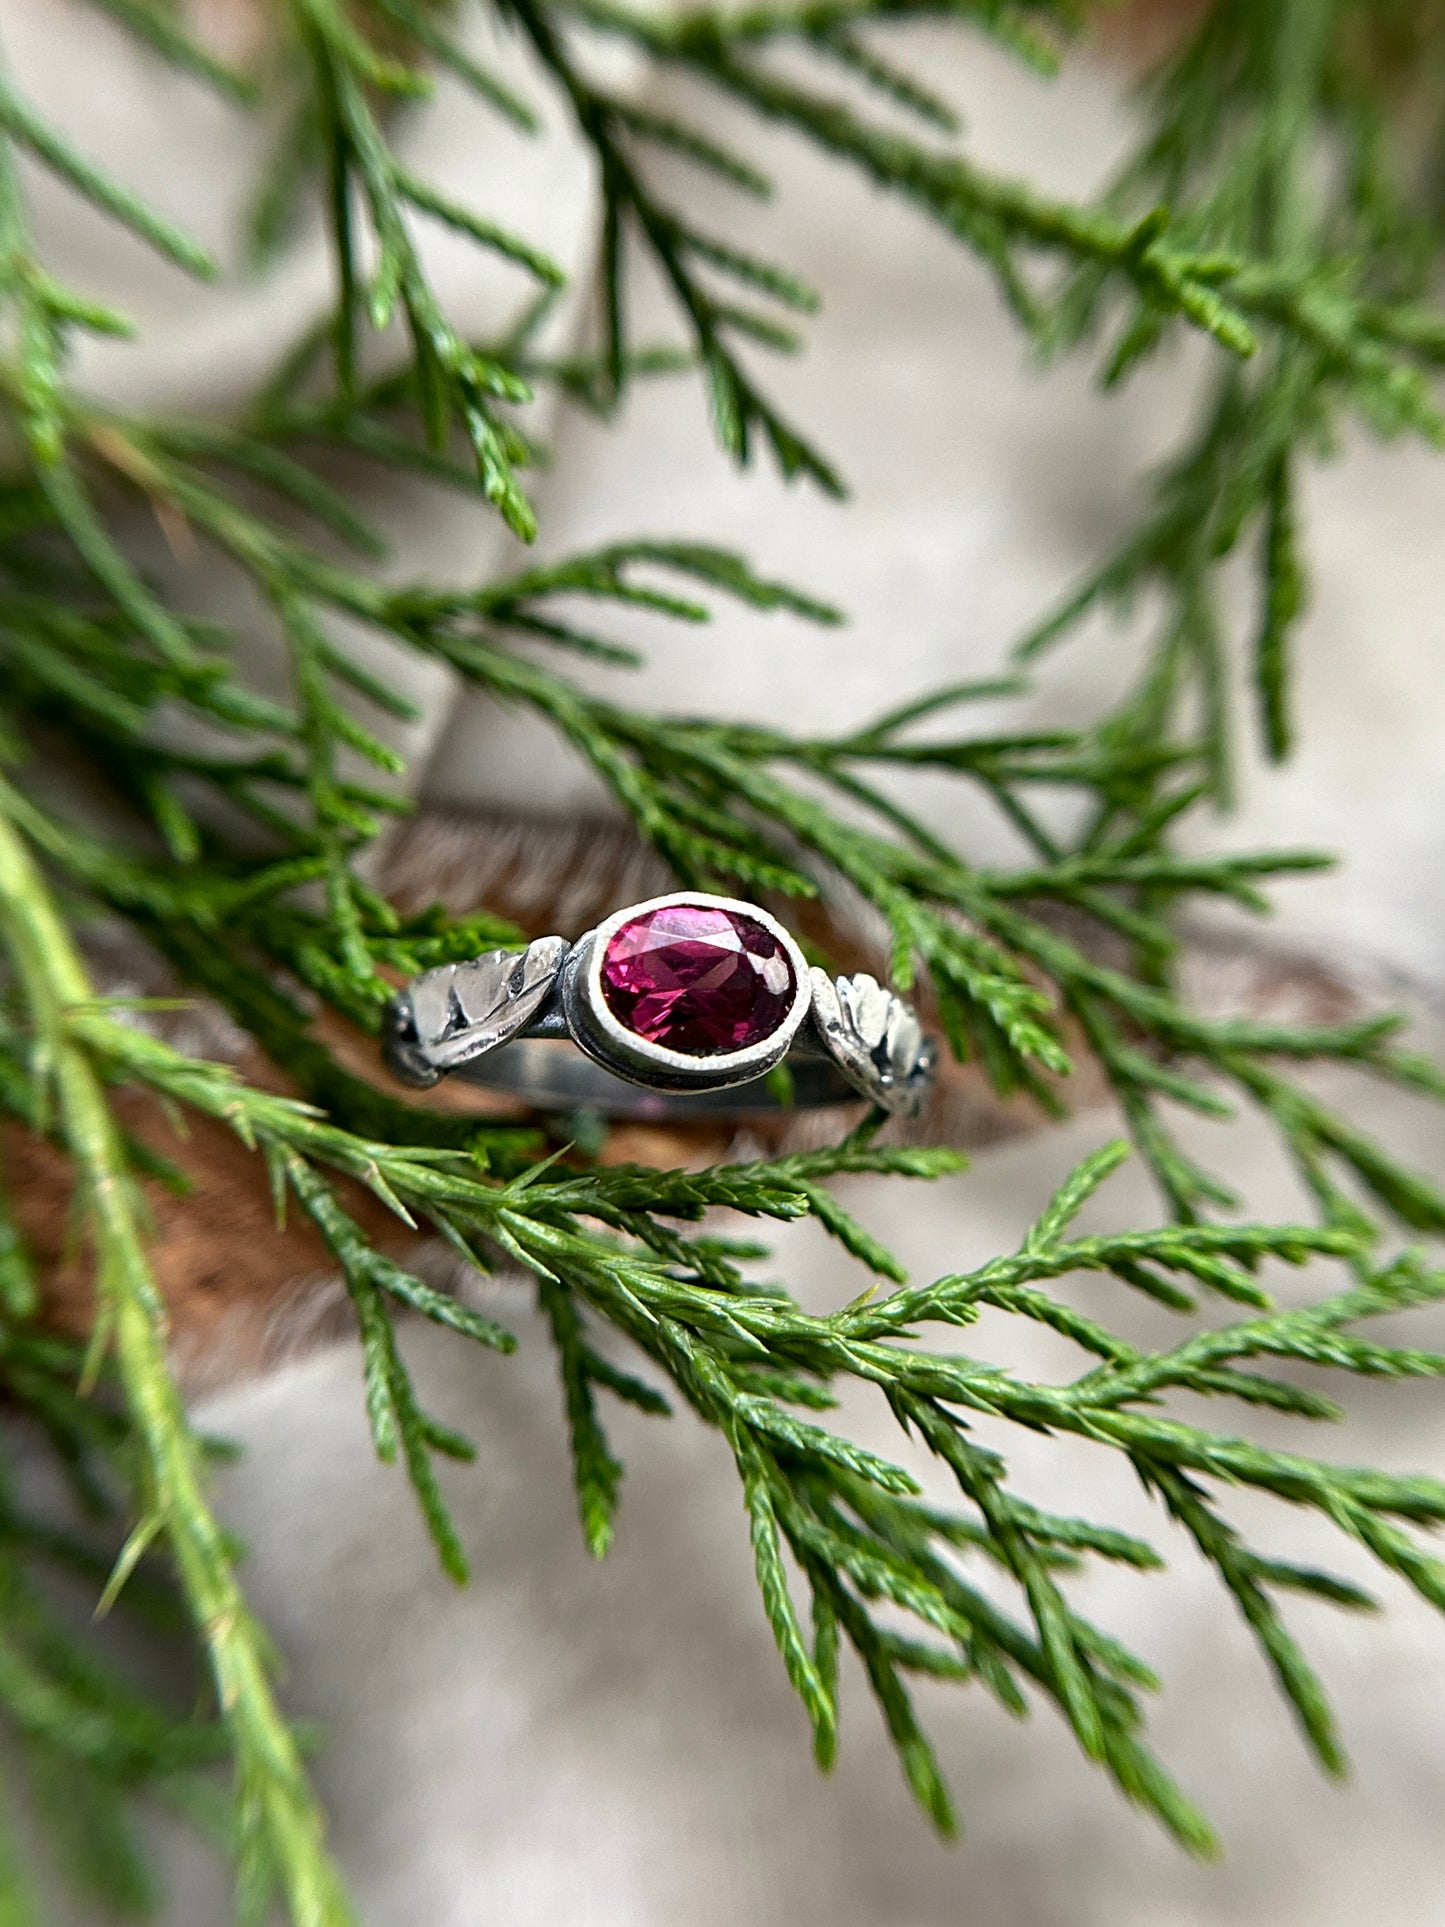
389;937;568;1084
809;968;936;1117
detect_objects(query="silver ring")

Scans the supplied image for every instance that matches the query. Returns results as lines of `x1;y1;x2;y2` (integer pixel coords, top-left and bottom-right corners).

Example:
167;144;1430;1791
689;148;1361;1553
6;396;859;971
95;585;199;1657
382;890;936;1120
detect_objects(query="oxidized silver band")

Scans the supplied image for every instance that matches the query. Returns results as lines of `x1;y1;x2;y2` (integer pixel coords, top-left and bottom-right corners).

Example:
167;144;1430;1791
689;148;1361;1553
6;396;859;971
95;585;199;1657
382;891;936;1119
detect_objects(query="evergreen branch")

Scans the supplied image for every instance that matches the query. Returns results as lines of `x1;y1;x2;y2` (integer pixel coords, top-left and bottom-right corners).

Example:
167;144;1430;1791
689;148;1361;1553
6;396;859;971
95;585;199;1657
39;980;1445;1847
283;1150;506;1579
77;0;259;104
0;64;216;279
365;0;543;130
501;0;846;490
3;0;1445;1902
0;812;356;1924
539;1277;627;1557
289;0;543;536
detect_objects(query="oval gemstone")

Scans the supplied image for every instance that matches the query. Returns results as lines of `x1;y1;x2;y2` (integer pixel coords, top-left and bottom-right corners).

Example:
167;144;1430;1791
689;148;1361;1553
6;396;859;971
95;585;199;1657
599;904;796;1056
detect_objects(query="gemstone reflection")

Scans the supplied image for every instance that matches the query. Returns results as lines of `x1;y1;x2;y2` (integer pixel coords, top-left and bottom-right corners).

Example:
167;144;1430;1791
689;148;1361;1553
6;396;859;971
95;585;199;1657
599;904;795;1056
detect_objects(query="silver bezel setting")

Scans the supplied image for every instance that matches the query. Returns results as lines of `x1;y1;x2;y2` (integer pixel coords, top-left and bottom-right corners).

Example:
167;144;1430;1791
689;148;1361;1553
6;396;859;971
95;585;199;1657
562;890;813;1093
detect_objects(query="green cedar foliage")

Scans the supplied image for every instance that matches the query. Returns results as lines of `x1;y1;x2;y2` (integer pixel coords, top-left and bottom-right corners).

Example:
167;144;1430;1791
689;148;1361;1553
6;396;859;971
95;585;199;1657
0;0;1444;1915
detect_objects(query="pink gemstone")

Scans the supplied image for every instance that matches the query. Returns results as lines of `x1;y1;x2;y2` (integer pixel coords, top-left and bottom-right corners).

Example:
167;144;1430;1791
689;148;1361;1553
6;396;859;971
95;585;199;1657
599;904;795;1056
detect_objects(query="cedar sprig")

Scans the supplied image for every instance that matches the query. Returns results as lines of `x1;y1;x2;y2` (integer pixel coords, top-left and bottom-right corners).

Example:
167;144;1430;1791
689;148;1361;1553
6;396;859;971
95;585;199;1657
0;1;1444;1919
37;993;1445;1854
0;1320;234;1920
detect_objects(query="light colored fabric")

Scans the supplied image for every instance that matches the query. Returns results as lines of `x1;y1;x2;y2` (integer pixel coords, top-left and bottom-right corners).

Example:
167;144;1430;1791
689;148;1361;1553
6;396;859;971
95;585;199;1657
10;13;1445;1922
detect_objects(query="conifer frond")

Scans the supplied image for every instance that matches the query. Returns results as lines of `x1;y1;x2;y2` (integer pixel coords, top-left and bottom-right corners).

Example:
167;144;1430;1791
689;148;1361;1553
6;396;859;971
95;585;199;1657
1;0;1445;1916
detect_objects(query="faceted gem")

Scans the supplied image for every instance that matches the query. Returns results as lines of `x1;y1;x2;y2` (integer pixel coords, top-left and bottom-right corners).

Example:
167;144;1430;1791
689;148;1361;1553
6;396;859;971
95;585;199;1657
599;903;796;1055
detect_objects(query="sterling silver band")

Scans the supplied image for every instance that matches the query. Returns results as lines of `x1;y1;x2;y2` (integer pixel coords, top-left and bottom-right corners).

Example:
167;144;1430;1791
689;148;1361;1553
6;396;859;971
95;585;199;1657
382;891;936;1119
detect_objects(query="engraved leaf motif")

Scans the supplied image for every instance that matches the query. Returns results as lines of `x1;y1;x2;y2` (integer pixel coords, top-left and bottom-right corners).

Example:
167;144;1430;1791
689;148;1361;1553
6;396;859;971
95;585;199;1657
411;936;567;1071
810;968;935;1117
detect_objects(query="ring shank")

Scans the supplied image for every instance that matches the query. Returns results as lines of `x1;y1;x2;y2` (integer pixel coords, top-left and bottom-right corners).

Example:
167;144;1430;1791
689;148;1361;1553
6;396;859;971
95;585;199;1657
452;1038;861;1118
